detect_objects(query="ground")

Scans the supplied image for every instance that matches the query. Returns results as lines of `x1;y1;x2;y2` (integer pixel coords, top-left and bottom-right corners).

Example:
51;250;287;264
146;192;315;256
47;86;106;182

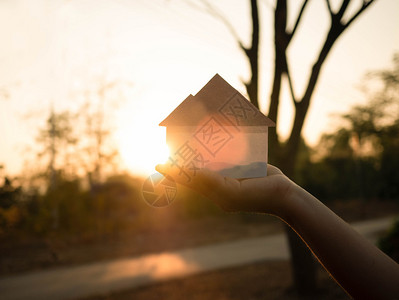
0;213;282;276
81;261;347;300
1;199;398;299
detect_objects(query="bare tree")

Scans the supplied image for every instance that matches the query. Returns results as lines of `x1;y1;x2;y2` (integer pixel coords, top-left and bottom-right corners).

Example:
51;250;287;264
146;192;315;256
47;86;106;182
36;109;78;228
77;78;132;188
37;110;78;185
188;0;377;295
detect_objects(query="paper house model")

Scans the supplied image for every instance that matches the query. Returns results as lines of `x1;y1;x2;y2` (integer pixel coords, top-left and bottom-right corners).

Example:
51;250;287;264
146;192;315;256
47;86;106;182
159;74;275;179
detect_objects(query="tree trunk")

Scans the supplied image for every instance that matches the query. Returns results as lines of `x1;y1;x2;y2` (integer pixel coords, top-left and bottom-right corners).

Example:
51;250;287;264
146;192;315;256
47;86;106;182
207;0;377;295
244;0;260;109
269;2;318;294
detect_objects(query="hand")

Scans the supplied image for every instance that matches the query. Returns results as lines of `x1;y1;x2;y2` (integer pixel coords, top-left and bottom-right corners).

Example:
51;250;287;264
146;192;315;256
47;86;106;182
157;163;399;299
155;163;295;216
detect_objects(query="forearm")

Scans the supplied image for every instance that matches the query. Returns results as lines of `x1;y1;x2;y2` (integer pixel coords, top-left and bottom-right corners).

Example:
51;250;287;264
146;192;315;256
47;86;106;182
156;163;399;298
277;183;399;299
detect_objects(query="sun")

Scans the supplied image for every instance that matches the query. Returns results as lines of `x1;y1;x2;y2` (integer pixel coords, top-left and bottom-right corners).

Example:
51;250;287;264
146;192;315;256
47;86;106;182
118;125;170;177
115;93;174;177
116;117;170;177
114;71;210;177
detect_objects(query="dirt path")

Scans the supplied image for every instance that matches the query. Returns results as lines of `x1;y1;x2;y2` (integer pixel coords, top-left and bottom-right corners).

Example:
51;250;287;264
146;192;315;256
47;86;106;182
1;217;395;300
82;260;348;300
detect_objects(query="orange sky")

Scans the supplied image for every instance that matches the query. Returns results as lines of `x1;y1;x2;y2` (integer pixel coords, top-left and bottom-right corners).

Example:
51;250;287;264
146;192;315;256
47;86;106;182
0;0;398;177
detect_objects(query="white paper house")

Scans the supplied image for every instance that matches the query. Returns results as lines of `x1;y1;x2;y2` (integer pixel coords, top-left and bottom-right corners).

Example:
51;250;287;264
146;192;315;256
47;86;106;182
159;74;275;179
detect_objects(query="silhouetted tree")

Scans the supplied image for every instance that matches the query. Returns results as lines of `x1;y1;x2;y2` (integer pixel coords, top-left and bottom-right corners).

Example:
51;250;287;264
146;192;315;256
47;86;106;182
189;0;377;294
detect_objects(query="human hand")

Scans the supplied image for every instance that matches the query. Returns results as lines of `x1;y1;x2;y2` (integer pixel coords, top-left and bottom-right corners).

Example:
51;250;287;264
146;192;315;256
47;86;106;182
159;163;399;300
155;163;295;216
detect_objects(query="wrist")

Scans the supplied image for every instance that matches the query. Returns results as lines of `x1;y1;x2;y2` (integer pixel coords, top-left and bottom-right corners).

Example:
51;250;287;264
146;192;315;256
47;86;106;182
272;178;302;224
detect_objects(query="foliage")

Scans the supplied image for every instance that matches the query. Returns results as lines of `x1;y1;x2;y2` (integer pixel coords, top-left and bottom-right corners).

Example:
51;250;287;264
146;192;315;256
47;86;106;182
34;105;120;187
0;166;148;238
298;53;399;202
0;176;23;235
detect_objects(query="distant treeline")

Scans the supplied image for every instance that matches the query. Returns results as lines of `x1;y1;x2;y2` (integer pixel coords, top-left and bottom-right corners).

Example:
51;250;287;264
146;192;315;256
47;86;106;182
1;54;398;238
1;97;397;238
0;171;220;238
297;55;399;201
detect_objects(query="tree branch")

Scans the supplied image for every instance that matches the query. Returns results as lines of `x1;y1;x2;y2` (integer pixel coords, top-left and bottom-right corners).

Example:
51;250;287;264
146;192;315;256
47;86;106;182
244;0;260;107
343;0;376;29
325;0;334;17
274;0;289;50
250;0;260;53
285;63;298;105
337;0;350;20
289;0;309;40
286;0;378;169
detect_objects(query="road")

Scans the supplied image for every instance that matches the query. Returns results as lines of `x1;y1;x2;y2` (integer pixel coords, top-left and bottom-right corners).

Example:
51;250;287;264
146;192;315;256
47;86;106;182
0;216;396;300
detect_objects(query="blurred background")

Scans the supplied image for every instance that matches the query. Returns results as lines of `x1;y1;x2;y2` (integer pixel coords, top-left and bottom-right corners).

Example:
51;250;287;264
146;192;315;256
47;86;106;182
1;0;398;299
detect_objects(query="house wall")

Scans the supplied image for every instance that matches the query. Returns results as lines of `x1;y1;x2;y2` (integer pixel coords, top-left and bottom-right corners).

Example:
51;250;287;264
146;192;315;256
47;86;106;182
166;126;268;178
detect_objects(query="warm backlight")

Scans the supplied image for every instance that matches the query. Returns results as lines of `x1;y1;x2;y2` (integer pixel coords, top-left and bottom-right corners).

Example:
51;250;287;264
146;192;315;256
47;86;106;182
116;98;171;177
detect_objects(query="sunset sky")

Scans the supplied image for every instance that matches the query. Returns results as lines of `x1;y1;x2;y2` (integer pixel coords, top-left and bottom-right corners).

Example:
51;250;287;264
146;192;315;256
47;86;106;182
1;0;398;177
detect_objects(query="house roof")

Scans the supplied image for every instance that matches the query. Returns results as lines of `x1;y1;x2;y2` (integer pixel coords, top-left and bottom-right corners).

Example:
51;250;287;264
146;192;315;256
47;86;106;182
159;74;275;127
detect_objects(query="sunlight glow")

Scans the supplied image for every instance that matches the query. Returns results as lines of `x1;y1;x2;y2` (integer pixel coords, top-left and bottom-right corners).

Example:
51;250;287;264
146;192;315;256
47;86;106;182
105;253;200;283
117;124;170;177
115;91;174;177
115;67;218;177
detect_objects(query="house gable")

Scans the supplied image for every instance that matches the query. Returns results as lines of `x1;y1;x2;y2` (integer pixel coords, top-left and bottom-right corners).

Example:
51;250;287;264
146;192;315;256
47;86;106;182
159;74;275;127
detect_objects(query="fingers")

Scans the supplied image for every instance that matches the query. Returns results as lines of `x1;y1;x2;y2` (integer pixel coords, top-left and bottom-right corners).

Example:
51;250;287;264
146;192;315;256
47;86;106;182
155;163;230;199
155;163;288;213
